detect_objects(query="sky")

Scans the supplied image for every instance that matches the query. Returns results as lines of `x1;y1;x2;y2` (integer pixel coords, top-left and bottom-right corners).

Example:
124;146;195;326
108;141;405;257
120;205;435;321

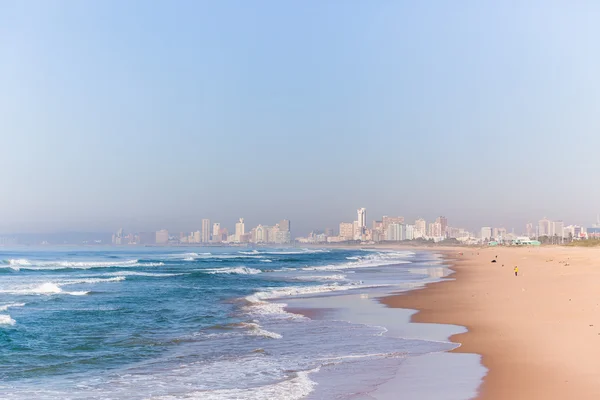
1;1;600;235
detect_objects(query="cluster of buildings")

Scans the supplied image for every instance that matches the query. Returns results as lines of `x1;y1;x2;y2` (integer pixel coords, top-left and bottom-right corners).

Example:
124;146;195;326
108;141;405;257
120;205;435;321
296;208;473;244
111;218;292;245
482;217;598;244
108;210;600;247
297;209;600;246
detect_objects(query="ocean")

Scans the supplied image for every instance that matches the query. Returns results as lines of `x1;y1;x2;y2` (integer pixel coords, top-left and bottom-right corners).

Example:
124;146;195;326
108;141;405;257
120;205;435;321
0;247;484;399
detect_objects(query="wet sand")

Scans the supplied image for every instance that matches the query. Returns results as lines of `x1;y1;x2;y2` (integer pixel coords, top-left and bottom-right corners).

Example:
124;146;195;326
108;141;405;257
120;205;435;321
381;246;600;399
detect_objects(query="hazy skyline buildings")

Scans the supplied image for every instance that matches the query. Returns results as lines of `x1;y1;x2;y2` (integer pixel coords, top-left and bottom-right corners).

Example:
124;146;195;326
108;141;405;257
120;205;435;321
155;229;169;245
234;218;245;243
201;219;211;243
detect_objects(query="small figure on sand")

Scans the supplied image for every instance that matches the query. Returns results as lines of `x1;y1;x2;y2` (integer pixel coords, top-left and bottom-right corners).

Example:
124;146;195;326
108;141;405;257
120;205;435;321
514;266;518;277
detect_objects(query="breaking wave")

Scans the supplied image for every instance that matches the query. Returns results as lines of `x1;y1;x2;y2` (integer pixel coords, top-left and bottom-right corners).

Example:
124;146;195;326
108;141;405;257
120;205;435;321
1;259;164;271
204;267;262;275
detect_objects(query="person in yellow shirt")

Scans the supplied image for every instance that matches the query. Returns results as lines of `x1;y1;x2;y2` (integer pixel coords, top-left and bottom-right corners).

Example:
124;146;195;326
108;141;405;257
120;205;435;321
514;266;518;277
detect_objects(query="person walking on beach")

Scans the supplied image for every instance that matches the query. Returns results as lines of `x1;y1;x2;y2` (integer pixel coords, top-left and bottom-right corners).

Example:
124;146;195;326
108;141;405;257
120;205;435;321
514;266;518;277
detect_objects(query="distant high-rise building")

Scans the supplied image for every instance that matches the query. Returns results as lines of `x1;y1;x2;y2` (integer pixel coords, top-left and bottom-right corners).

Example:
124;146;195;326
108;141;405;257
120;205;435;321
526;223;534;237
382;216;404;232
405;224;415;240
538;218;551;237
325;228;334;237
235;218;245;242
480;227;492;241
193;231;201;243
279;219;291;233
156;229;169;244
551;220;564;238
255;225;266;243
201;219;211;243
357;208;366;230
112;228;125;245
212;223;221;242
435;216;448;237
352;221;359;240
372;221;383;232
428;222;443;238
386;223;405;241
339;222;354;241
219;227;229;242
414;218;426;238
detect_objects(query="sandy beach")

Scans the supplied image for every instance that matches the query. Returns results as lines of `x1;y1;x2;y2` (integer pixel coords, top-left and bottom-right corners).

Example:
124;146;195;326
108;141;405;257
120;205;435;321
381;246;600;399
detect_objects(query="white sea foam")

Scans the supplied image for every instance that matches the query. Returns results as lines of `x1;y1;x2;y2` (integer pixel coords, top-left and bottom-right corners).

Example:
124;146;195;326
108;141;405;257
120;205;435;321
32;283;63;294
243;283;383;318
0;315;16;326
104;271;185;277
293;274;347;282
239;250;260;255
205;267;262;275
60;276;126;285
301;253;411;272
0;276;123;296
155;367;319;400
261;249;329;255
239;322;282;339
260;259;273;263
8;259;31;266
178;252;263;260
180;252;212;261
0;303;25;312
2;259;164;270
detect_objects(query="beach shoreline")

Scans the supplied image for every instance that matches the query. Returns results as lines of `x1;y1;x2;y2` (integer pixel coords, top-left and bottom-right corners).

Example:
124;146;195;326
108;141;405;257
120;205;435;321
380;246;600;400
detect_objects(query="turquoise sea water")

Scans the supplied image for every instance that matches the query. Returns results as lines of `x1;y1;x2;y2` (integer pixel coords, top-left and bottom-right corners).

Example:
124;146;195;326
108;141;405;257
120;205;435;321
0;247;459;399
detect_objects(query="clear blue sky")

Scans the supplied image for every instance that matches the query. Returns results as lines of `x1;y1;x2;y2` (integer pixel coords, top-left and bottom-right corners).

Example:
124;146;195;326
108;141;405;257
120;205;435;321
1;1;599;235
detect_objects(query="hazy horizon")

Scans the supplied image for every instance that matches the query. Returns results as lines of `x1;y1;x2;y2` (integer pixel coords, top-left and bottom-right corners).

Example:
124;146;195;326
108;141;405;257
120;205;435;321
2;1;600;236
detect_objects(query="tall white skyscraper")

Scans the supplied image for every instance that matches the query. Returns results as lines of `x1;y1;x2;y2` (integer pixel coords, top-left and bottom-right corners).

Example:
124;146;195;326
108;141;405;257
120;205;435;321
212;223;221;242
201;219;211;243
235;218;245;242
357;208;366;230
538;218;551;237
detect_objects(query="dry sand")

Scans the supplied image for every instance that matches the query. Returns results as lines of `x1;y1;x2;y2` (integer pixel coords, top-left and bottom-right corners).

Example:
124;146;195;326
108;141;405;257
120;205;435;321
381;246;600;400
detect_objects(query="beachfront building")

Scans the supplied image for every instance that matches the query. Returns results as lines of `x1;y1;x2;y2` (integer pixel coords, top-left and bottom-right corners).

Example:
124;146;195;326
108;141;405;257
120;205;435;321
386;223;405;241
405;224;415;240
480;227;492;242
212;223;221;243
339;222;354;241
526;223;534;237
414;218;426;238
382;216;404;233
255;225;266;243
156;229;169;244
234;218;245;242
201;219;211;243
435;216;448;237
513;237;541;246
353;220;361;240
538;218;551;237
357;208;366;231
551;220;565;238
428;222;443;238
